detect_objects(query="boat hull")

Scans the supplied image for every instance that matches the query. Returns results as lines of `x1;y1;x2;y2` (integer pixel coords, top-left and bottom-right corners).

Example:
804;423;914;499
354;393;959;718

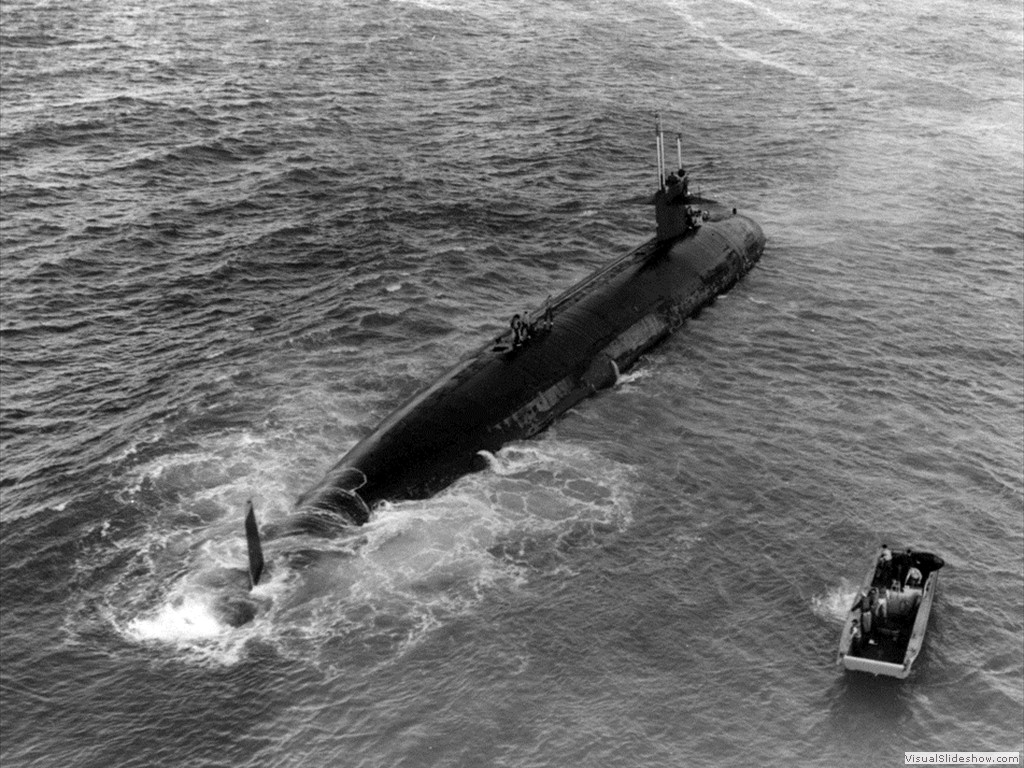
837;552;943;679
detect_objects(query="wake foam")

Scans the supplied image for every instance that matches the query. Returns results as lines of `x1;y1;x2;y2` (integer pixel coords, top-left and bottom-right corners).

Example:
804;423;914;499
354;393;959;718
102;436;635;667
670;0;822;81
126;595;228;643
811;580;859;624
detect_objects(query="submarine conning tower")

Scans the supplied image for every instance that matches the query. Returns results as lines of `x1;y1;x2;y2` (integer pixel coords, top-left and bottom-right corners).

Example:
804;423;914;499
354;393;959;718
653;119;702;244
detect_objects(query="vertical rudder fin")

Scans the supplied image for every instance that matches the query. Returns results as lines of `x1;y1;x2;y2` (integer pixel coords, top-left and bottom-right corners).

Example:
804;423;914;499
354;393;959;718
245;500;265;589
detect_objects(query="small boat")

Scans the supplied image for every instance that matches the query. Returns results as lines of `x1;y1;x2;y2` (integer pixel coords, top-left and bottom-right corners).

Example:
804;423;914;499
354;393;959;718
837;546;945;679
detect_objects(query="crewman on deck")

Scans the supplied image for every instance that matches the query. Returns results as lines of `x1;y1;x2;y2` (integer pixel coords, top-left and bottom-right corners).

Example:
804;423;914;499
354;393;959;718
541;305;553;332
510;314;528;346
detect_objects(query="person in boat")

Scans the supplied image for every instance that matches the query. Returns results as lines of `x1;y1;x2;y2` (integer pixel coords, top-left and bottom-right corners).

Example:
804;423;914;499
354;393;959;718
905;565;923;588
849;617;863;651
860;589;875;644
891;548;913;590
873;544;893;587
875;586;888;621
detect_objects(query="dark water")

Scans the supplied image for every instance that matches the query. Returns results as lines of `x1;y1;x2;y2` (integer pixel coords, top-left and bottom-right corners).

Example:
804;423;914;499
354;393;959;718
1;0;1022;765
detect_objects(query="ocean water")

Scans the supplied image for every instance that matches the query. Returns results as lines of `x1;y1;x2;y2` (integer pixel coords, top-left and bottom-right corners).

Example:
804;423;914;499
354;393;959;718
1;0;1021;765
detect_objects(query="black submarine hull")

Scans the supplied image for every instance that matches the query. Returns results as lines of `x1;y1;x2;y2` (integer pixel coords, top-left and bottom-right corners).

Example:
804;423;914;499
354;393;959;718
290;198;765;528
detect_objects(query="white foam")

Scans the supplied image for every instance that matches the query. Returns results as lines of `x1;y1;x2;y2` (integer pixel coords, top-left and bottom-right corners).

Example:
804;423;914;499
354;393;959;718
616;367;653;388
126;595;227;642
719;0;811;33
110;434;635;666
475;449;501;473
669;0;821;80
811;580;860;624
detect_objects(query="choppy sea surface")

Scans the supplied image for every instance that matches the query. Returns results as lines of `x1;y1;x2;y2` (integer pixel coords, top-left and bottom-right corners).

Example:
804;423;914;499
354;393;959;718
1;0;1022;765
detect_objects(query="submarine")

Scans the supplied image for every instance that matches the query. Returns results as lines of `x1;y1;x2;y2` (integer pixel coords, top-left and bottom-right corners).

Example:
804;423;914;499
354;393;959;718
243;122;765;587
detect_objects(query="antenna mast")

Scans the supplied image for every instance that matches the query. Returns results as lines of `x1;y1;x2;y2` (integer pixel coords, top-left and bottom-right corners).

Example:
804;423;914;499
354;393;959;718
655;114;665;190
